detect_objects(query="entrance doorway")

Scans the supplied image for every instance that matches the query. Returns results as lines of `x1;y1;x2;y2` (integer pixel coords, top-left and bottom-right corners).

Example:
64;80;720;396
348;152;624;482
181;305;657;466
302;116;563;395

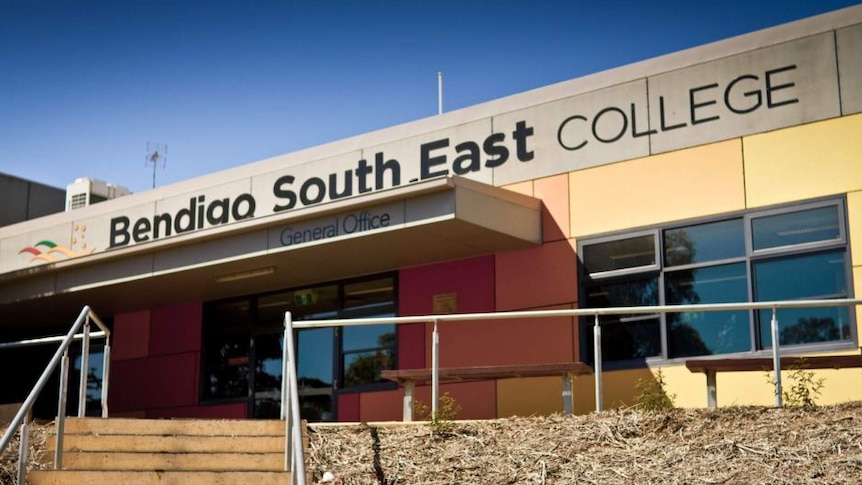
202;275;397;421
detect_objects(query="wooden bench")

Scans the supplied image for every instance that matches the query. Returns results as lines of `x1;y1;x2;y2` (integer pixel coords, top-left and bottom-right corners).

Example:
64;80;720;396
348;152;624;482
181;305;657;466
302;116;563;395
381;362;593;421
685;354;862;409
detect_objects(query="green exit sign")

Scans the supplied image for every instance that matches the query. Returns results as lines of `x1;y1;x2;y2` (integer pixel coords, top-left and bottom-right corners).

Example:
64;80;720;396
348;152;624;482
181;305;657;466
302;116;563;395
294;290;317;306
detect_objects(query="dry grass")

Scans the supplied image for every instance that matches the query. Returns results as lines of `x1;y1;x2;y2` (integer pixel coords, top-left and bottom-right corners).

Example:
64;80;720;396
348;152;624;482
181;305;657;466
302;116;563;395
3;404;861;484
0;422;51;484
307;402;862;485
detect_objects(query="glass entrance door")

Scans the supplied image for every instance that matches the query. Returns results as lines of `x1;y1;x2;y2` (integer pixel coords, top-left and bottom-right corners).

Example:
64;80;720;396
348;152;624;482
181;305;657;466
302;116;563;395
251;332;283;419
203;275;396;421
296;328;335;421
251;329;337;421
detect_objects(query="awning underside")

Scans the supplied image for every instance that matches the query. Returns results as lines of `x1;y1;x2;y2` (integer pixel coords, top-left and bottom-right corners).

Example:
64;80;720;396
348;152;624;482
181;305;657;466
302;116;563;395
0;177;543;324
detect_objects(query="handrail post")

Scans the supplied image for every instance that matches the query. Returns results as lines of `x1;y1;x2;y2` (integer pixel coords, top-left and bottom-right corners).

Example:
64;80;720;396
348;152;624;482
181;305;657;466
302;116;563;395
283;311;306;485
771;307;783;407
593;313;603;413
283;313;291;471
101;340;111;418
281;321;289;422
78;316;90;417
55;350;70;469
431;318;440;421
17;408;31;485
280;312;293;471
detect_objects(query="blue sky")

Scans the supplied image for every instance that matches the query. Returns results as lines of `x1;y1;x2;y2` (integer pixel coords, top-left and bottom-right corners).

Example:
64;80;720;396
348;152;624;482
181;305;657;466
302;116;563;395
1;0;860;194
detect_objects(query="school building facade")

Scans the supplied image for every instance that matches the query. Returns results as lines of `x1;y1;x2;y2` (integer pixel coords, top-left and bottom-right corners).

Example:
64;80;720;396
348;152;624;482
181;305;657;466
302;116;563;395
1;5;861;421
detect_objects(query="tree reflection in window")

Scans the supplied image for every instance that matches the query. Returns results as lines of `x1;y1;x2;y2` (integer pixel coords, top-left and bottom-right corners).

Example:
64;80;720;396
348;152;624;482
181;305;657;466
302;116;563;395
342;328;396;387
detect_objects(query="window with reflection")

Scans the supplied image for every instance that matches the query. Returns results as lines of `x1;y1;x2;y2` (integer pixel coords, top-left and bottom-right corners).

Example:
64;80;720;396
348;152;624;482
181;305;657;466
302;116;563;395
585;277;661;361
665;263;749;357
752;205;841;251
583;234;657;275
341;278;397;388
201;274;397;420
579;198;853;363
755;250;850;347
70;343;106;416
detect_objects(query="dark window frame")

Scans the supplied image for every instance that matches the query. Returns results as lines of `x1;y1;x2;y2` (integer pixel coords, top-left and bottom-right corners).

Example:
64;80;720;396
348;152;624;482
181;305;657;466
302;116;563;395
578;197;856;366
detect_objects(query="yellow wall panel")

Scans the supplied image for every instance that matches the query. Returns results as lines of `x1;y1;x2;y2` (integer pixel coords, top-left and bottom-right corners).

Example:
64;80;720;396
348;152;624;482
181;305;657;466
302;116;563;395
571;367;656;413
496;376;562;417
574;363;862;412
743;114;862;208
655;365;711;408
848;191;862;269
709;367;862;407
569;140;745;237
571;373;597;415
854;266;862;338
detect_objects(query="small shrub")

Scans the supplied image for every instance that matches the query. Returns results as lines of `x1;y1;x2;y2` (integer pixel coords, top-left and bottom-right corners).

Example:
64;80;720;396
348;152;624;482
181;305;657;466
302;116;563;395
414;392;462;435
765;358;825;409
634;369;676;411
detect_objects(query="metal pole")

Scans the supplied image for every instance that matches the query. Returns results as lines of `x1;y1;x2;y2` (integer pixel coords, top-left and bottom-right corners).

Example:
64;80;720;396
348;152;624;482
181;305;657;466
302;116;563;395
281;325;289;421
593;314;603;413
771;307;783;407
101;342;111;418
283;312;307;485
54;351;70;469
431;319;440;420
437;72;443;115
78;318;90;417
283;314;291;470
17;409;31;485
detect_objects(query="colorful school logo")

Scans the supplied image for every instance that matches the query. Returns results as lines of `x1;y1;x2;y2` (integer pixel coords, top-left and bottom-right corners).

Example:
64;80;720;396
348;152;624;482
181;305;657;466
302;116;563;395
18;225;95;263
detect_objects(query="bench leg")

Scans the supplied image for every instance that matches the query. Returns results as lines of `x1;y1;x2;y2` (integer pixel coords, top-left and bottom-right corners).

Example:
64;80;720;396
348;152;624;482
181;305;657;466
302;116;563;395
562;372;574;415
706;370;717;409
403;380;415;421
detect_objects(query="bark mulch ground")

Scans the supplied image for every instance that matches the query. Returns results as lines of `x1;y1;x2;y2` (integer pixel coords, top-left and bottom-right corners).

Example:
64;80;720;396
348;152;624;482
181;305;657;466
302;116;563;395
2;403;860;484
307;402;862;485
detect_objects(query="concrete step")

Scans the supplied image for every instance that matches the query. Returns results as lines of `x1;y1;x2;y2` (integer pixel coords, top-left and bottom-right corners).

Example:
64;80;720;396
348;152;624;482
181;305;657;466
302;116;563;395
59;451;284;471
50;433;284;453
60;418;284;436
37;417;302;484
28;470;291;485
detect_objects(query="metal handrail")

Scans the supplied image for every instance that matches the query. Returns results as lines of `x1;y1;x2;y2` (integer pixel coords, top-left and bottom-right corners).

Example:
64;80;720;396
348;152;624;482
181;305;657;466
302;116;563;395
282;312;307;485
0;306;112;485
288;298;862;419
0;331;107;350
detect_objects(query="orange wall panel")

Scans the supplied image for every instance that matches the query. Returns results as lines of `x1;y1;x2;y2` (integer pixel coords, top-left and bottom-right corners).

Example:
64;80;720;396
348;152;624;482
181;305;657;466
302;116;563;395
534;174;570;242
503;180;534;197
495;239;578;311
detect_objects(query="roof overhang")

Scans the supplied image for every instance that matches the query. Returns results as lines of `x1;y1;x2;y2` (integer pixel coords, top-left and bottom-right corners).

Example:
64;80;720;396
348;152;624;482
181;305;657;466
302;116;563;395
0;176;542;325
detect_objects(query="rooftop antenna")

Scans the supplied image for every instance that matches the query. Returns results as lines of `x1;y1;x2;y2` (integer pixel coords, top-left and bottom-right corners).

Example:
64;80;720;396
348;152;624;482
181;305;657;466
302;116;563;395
145;142;167;189
438;71;443;115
